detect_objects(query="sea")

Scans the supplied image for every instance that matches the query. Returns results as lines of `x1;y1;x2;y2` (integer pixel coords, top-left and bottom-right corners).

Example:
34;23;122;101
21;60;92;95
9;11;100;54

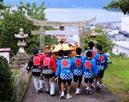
45;8;125;23
45;8;126;43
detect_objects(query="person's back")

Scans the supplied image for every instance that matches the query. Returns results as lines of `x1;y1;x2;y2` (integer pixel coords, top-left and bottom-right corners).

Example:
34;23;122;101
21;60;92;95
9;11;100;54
31;49;42;76
72;48;84;95
58;56;72;80
38;53;46;67
95;52;108;70
26;50;42;71
72;55;84;75
26;49;43;93
83;51;98;94
56;51;72;79
72;48;84;76
44;57;56;72
95;45;108;71
33;54;41;67
83;51;98;79
55;50;64;93
43;51;56;77
42;50;57;96
55;50;73;99
95;44;108;90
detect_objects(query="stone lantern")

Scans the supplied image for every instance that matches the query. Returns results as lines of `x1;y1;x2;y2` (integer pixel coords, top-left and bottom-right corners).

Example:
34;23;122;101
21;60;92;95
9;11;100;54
15;28;28;54
11;28;29;68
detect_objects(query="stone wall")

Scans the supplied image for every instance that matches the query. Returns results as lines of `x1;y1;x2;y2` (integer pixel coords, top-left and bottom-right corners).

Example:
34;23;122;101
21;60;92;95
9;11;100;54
15;64;31;102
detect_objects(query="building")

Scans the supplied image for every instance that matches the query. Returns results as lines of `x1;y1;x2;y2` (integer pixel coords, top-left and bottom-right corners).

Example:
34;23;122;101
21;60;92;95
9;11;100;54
112;41;129;57
0;48;11;63
121;16;129;33
107;30;129;41
45;29;80;43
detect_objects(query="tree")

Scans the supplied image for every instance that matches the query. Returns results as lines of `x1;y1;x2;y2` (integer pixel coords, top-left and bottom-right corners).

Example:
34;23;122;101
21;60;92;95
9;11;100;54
83;29;112;52
45;35;58;46
18;2;46;20
0;10;38;55
0;2;46;55
0;0;6;10
0;56;16;102
105;0;129;15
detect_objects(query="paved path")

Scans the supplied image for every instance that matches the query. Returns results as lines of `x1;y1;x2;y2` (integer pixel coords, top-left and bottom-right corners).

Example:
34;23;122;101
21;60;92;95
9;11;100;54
22;79;120;102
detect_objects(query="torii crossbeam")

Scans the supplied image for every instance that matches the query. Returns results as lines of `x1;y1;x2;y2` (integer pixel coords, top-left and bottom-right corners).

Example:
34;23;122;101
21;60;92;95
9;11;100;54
26;15;96;50
26;15;95;27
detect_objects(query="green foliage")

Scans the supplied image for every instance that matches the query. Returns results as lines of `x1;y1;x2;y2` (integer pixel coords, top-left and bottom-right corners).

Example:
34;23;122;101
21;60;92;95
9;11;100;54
95;27;103;33
0;0;3;2
0;10;38;55
25;35;40;54
83;29;112;52
0;1;6;10
95;34;112;52
0;2;46;55
0;56;16;102
18;2;46;20
105;0;129;15
45;35;58;46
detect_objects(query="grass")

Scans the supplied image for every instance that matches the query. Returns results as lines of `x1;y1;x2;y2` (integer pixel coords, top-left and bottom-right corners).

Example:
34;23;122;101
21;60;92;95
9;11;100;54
103;56;129;101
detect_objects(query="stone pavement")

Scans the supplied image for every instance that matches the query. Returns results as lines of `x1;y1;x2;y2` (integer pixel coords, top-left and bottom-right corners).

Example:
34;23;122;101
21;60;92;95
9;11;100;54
22;79;120;102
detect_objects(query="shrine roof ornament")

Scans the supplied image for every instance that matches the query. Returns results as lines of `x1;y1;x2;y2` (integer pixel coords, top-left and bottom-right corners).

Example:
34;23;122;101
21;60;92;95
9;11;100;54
26;15;96;27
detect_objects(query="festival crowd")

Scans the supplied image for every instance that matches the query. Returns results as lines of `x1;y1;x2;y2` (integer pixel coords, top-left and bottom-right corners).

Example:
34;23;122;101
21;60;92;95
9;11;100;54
26;41;108;99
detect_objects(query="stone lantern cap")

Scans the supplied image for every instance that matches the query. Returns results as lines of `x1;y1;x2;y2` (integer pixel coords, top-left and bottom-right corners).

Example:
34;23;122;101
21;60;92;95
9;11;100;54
15;28;28;39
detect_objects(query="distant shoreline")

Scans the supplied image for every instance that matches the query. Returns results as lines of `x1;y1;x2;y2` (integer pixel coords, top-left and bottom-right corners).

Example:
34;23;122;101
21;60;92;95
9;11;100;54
45;8;124;23
45;8;122;13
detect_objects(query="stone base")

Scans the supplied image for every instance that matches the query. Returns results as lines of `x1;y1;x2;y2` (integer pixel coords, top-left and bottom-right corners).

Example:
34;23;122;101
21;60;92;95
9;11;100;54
11;53;30;68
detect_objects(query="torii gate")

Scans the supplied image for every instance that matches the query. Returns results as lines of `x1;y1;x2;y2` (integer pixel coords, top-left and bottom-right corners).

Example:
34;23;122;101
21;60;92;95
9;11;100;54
26;15;95;50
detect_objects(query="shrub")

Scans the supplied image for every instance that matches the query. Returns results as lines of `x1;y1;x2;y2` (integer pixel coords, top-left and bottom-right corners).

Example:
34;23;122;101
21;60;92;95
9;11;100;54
83;29;113;52
0;56;16;102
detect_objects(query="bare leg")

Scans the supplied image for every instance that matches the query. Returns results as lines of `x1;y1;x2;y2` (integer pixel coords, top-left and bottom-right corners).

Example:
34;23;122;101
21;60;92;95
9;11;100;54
58;79;61;93
99;78;102;84
66;84;72;99
67;85;70;94
78;81;81;88
61;82;65;92
75;81;81;95
44;78;50;93
60;82;65;98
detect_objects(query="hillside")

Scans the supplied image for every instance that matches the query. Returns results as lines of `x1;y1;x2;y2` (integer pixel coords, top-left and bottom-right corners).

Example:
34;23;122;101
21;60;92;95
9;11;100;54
104;56;129;102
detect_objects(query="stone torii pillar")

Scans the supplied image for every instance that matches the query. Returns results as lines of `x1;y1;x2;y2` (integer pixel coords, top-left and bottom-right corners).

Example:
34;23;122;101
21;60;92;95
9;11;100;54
40;27;45;50
31;27;46;51
79;26;85;51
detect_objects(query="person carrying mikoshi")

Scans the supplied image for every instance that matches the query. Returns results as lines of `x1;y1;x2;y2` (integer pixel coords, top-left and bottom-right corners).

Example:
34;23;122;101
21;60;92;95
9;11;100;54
55;50;73;99
55;50;64;94
83;51;98;94
72;48;85;95
85;41;96;59
95;44;108;90
42;50;57;96
26;49;43;93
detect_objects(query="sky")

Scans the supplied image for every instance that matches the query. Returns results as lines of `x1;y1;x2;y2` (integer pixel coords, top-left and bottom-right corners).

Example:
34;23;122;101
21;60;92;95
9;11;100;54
4;0;43;5
3;0;112;8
